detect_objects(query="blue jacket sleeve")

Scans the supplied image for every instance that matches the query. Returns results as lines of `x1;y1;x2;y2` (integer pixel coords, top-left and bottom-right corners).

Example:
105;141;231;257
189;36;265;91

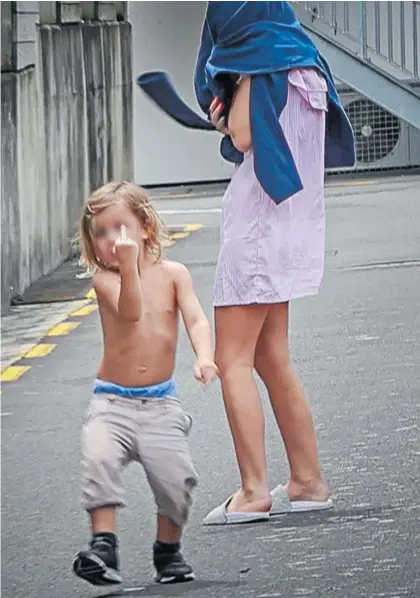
251;73;303;202
136;71;214;131
194;18;214;113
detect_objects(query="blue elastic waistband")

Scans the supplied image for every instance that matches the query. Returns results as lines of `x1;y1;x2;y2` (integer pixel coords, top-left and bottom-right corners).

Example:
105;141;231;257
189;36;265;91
93;377;177;399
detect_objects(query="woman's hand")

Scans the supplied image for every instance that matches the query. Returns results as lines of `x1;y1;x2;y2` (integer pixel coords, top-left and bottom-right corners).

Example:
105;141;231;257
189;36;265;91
209;97;229;135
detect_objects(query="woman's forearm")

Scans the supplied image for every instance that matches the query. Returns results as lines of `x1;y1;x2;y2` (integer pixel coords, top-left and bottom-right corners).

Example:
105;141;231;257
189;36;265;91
228;76;252;153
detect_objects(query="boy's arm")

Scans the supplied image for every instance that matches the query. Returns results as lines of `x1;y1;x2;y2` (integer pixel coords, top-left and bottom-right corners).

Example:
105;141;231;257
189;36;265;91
173;263;218;384
93;267;142;322
173;263;213;362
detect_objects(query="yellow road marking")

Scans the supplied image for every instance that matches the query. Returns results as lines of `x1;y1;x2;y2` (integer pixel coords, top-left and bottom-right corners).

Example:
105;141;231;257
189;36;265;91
183;223;204;232
46;321;80;336
163;239;176;247
1;365;31;382
70;304;98;317
1;293;101;383
24;344;56;358
171;232;189;240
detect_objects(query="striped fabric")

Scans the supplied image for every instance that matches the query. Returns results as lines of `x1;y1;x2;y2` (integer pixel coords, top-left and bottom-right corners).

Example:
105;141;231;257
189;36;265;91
213;68;328;307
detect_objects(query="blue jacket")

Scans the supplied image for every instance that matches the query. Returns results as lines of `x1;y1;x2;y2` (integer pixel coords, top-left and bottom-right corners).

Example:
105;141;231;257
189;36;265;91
137;1;355;204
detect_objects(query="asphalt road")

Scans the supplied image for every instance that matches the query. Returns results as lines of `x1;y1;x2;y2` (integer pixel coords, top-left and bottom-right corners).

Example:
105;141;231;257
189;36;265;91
2;176;420;598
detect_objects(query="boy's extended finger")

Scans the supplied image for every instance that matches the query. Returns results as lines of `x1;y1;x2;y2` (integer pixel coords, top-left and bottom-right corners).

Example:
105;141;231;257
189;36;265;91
120;224;127;240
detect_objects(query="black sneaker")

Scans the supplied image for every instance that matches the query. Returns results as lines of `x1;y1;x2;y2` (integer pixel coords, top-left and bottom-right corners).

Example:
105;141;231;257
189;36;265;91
153;542;195;584
72;533;122;586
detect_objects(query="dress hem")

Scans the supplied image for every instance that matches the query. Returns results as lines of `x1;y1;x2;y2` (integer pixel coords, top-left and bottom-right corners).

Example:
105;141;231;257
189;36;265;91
213;286;321;307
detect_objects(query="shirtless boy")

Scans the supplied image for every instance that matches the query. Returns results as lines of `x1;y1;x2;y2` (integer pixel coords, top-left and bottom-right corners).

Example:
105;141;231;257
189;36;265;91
72;181;218;586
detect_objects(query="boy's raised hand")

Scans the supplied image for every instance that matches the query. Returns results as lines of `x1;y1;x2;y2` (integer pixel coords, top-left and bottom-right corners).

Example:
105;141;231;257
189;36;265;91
113;225;139;269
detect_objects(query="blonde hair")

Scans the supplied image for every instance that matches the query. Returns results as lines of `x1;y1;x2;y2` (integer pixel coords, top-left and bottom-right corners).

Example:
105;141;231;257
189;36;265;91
78;181;168;271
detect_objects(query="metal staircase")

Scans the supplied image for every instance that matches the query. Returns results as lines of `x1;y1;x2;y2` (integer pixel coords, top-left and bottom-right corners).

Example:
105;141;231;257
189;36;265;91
294;1;420;131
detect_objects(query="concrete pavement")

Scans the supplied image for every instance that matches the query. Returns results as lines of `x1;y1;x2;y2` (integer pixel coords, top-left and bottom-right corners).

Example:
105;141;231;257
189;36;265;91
1;175;419;598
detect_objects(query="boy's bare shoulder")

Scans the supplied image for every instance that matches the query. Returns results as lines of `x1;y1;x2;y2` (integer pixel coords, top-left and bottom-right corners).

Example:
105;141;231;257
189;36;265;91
92;269;121;310
160;260;191;283
162;260;192;287
93;268;119;288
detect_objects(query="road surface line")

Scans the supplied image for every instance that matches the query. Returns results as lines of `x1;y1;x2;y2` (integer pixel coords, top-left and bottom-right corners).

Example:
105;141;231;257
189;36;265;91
70;304;98;317
46;321;80;336
170;232;190;240
1;365;31;382
24;344;57;358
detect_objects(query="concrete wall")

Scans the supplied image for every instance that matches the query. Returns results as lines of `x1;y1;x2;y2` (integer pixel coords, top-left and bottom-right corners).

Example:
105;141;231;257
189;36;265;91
1;2;133;312
129;1;234;187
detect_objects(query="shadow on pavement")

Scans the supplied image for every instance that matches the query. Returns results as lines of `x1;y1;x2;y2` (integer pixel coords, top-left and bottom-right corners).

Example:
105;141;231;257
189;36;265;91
97;579;244;597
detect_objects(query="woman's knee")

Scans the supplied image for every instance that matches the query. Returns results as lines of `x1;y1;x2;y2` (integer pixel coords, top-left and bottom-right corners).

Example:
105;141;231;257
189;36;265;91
215;342;255;379
214;304;268;375
254;336;291;382
254;304;290;375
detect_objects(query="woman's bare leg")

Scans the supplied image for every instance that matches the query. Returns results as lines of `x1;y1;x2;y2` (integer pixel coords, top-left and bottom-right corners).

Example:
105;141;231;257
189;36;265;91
254;302;329;501
215;304;272;513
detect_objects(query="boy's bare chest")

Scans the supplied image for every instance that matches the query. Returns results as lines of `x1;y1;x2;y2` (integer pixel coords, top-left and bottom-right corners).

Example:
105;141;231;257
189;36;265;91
139;277;176;316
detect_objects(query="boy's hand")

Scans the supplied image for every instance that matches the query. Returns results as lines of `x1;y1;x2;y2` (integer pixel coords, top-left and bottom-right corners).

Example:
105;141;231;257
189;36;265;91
113;225;139;269
194;358;219;385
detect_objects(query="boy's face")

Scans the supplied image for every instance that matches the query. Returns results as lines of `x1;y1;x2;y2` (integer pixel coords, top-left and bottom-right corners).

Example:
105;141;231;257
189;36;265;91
90;200;148;268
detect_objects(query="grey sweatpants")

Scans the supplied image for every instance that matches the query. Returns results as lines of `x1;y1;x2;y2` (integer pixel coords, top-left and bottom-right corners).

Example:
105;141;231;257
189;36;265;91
81;395;198;527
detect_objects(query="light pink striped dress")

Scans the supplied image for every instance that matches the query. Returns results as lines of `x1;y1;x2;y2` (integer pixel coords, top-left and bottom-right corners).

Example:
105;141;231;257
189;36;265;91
213;68;328;307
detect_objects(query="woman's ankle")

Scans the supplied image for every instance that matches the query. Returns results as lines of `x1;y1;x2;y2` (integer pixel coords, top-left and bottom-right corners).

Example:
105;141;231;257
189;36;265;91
227;486;272;512
241;482;270;501
286;476;330;501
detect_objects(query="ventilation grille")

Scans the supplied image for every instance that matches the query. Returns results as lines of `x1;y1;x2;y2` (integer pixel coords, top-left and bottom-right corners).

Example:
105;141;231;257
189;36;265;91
345;99;401;164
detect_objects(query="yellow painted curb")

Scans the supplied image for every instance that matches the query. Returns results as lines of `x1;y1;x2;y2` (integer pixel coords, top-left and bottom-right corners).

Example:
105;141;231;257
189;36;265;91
25;344;57;358
183;223;204;232
1;365;32;382
170;232;189;240
46;321;80;336
70;304;98;317
162;223;204;248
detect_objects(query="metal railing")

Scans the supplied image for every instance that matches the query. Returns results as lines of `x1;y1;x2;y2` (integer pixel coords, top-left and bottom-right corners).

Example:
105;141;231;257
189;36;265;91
294;1;420;83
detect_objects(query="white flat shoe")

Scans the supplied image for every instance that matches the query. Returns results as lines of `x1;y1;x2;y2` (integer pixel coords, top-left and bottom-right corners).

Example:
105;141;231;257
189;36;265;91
202;496;271;526
270;484;333;515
